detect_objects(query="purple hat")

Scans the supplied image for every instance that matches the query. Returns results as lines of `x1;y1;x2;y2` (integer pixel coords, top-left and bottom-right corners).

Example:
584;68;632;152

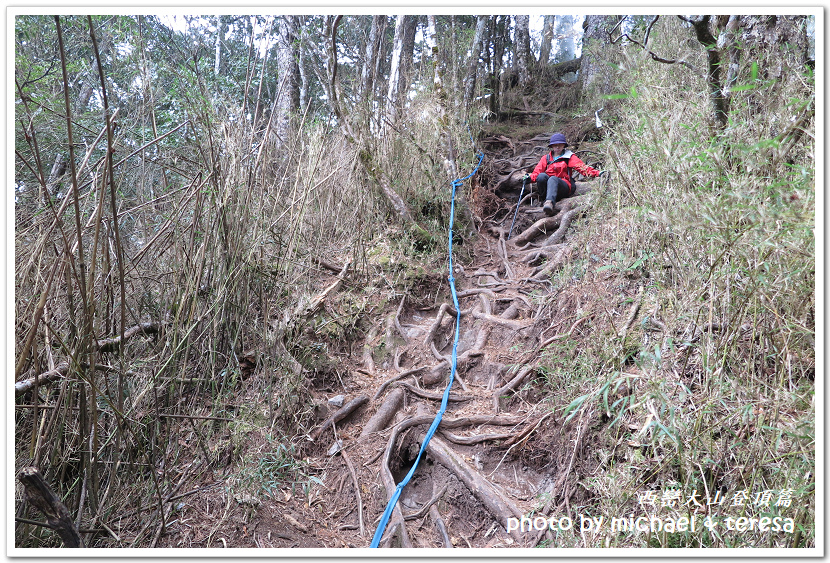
548;133;567;146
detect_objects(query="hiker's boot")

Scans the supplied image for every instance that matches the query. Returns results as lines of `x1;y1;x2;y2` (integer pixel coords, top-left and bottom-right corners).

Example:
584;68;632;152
543;200;554;216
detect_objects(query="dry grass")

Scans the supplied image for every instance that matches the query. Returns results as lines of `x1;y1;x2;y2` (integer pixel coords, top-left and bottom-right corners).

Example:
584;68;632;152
532;17;815;549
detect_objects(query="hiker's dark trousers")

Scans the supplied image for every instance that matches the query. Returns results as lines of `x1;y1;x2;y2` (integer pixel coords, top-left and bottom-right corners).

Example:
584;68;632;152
535;173;572;204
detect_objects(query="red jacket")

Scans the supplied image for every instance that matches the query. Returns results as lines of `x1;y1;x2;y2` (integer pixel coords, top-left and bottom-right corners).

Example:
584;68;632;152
530;150;599;189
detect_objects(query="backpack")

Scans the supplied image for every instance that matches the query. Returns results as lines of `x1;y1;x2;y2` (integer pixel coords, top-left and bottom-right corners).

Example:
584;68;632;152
546;152;575;194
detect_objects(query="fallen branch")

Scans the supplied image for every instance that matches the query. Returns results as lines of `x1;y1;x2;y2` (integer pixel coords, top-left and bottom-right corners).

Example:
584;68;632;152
340;450;364;536
312;256;346;274
19;467;84;547
15;361;141;397
618;285;645;339
539;314;593;349
15;362;70;397
302;259;351;317
311;395;368;440
97;321;163;353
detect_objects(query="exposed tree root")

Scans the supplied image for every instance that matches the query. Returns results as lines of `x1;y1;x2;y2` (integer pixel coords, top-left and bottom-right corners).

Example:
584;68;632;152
423;303;462;348
510;194;591;246
539;204;584;247
471;309;528;331
539;314;593;349
360;388;404;440
399;382;473;403
501;410;554;448
394;295;409;345
530;245;572;280
509;200;573;246
430;503;452;548
374;366;426;400
311;395;368;440
530;411;588;546
439;430;513;445
424;435;525;543
362;325;378;375
519;243;567;266
457;288;499;299
495;231;515;280
403;483;448;521
493;365;534;413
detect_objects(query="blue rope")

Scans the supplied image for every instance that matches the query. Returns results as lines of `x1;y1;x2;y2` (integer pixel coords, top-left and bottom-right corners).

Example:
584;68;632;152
370;151;484;548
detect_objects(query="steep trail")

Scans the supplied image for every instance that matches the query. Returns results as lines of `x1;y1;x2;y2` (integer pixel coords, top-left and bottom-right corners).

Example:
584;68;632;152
276;135;609;549
143;126;613;550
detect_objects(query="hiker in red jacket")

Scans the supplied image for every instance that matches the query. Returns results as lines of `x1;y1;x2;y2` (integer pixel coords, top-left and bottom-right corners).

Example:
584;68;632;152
524;133;601;216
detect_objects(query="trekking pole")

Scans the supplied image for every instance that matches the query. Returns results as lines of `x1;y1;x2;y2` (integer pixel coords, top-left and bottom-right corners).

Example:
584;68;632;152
507;175;527;240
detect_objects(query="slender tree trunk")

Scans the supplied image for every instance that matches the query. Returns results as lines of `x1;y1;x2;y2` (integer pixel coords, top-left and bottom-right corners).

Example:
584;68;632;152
464;16;488;111
214;16;227;76
360;15;385;106
275;16;299;146
387;15;406;118
387;15;417;121
539;15;555;65
579;15;619;99
297;17;309;110
488;16;508;117
555;15;578;62
514;15;532;86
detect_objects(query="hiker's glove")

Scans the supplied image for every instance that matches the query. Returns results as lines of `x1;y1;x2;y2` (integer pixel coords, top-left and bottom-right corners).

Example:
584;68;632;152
599;170;609;178
523;174;531;182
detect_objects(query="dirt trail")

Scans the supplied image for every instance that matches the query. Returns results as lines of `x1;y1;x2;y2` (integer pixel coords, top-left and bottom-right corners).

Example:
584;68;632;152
273;137;603;549
155;132;605;549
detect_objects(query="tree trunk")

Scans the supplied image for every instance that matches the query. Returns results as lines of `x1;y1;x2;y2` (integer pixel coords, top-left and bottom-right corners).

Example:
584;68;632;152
488;16;508;117
464;16;488;111
214;16;228;76
555;15;579;62
579;15;619;99
539;15;555;65
387;15;417;121
514;15;532;87
360;15;385;106
686;16;729;129
274;16;299;146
